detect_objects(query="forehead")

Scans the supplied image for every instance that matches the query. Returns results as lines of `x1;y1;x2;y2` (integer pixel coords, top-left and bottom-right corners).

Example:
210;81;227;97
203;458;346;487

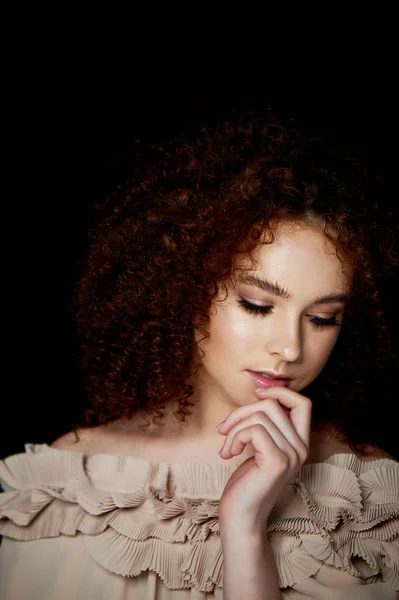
238;224;351;293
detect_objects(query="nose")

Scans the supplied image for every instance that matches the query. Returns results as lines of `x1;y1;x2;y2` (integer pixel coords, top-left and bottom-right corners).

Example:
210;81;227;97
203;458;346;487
267;318;302;362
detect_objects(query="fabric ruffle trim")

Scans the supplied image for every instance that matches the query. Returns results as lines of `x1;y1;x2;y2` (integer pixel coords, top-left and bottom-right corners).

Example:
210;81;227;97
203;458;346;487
0;444;398;592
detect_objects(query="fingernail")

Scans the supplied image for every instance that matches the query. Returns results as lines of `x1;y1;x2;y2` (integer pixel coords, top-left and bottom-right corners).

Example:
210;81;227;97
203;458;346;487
216;420;226;430
255;387;268;395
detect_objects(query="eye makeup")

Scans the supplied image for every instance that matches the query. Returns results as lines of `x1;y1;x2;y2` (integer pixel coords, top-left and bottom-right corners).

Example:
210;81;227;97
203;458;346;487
237;298;341;329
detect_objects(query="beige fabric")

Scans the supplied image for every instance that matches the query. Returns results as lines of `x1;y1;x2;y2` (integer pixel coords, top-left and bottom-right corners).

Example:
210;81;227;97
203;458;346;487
0;444;398;600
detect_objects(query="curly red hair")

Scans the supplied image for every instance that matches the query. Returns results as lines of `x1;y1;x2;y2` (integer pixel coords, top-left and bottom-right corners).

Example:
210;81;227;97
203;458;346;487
73;109;398;457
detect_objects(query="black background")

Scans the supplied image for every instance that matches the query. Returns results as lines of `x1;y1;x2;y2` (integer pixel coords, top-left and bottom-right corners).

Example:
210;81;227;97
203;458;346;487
2;65;398;459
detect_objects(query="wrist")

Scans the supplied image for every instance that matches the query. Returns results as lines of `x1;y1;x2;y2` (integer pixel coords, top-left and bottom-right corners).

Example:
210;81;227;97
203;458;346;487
219;523;269;548
221;529;282;600
219;512;271;543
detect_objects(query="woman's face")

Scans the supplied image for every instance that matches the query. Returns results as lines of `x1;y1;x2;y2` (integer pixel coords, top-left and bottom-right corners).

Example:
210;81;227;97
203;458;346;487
195;223;351;406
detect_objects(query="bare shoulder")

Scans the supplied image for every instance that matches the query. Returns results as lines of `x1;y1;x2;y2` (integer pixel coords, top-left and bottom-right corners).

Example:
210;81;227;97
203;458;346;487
306;427;398;465
50;420;145;457
357;445;398;463
51;427;101;454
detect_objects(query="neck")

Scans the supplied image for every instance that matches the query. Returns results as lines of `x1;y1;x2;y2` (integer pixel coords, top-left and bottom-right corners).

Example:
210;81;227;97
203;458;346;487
126;367;240;446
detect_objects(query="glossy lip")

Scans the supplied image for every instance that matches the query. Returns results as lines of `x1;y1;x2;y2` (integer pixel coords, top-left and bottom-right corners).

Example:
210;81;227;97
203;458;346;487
250;369;292;381
246;370;291;388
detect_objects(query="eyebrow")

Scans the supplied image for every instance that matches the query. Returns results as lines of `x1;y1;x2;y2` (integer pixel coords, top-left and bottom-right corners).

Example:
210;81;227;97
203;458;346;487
237;275;349;305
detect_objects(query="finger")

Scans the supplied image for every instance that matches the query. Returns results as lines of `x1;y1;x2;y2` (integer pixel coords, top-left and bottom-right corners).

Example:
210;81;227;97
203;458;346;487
217;400;275;433
253;400;305;458
218;388;312;451
220;409;295;457
220;413;299;463
218;388;307;433
254;387;312;450
223;424;298;471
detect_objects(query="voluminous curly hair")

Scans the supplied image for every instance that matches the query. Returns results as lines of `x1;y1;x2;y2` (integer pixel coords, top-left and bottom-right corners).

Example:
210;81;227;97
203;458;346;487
74;108;398;458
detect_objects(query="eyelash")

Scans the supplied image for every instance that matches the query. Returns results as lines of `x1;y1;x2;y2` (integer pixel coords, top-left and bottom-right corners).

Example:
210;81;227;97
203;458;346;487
237;298;341;329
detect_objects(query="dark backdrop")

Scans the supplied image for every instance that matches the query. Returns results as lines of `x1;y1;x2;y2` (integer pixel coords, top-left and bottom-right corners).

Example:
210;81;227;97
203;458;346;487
2;75;397;459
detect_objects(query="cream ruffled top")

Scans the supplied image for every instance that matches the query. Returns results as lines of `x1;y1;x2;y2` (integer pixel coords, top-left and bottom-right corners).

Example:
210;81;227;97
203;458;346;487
0;443;398;600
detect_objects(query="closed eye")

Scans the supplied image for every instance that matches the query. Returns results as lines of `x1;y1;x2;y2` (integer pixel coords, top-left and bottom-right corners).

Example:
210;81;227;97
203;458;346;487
237;298;342;329
309;315;341;329
237;298;273;316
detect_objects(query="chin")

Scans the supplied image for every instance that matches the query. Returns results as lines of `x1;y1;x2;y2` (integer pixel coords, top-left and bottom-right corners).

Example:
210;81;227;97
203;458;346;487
295;378;315;393
291;380;305;392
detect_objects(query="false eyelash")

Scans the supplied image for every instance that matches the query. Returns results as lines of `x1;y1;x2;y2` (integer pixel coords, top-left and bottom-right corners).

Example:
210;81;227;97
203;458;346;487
309;315;341;329
237;298;273;316
237;298;341;329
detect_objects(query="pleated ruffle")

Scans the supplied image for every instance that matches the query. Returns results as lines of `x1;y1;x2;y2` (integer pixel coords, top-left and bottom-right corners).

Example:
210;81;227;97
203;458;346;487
0;444;398;592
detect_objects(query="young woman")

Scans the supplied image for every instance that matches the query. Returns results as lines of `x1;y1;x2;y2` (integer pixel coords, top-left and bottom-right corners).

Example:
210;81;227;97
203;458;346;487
1;110;398;599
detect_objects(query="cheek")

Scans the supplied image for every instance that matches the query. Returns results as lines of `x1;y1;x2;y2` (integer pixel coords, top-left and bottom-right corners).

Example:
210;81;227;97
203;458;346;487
307;330;341;370
213;308;260;347
197;307;256;359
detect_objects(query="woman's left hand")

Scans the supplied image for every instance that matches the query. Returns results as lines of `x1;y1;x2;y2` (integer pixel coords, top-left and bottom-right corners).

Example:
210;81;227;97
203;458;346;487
217;387;312;534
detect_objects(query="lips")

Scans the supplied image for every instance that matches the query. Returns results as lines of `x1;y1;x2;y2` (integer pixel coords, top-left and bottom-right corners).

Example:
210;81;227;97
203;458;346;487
257;370;291;381
246;370;291;388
